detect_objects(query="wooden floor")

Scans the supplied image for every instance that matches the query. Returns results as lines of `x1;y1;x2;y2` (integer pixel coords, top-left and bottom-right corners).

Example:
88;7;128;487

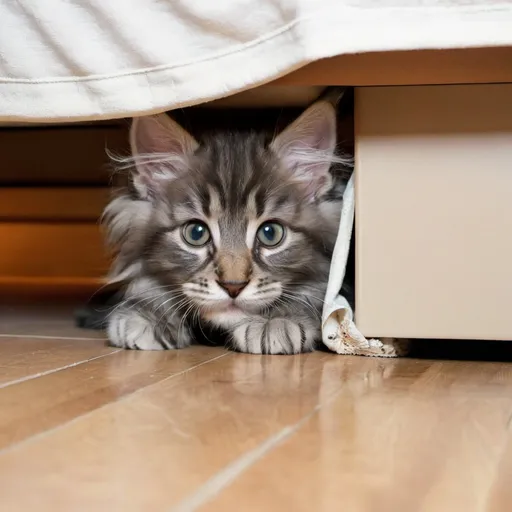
0;301;511;511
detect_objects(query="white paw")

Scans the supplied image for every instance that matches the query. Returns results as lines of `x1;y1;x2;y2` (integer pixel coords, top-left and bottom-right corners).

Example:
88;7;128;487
108;312;166;350
232;318;317;354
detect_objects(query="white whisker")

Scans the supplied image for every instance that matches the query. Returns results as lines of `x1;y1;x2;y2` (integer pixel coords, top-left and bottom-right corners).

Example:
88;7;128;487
281;292;321;320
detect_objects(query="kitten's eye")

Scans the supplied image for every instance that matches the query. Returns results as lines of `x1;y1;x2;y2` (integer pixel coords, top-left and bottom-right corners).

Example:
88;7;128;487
182;222;211;246
257;222;285;247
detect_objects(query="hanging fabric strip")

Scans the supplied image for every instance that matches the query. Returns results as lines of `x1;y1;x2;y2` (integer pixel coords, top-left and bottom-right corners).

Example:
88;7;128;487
322;174;409;357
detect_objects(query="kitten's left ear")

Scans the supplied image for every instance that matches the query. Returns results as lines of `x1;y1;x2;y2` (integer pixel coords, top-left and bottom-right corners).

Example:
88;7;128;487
270;100;337;200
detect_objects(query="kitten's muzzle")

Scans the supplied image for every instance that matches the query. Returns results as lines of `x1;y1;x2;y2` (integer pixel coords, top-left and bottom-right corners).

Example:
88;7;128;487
217;280;248;298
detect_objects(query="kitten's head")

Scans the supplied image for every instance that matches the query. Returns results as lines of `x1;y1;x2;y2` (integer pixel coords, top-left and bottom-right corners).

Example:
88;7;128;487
106;98;348;327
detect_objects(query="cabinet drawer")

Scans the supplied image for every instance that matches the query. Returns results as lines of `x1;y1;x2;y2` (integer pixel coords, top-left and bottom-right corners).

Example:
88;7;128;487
355;84;512;340
0;222;108;279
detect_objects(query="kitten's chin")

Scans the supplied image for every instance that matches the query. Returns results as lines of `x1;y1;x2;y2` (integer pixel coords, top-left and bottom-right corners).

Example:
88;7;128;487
202;306;250;329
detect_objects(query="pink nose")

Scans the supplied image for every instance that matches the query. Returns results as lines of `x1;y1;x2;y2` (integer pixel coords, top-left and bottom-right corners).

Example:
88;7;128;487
217;280;248;298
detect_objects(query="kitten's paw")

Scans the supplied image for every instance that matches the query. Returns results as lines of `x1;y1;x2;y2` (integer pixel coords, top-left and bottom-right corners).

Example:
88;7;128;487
232;318;318;355
107;311;182;350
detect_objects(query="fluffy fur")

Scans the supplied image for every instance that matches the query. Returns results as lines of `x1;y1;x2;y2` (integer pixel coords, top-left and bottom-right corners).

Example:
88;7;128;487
102;95;352;354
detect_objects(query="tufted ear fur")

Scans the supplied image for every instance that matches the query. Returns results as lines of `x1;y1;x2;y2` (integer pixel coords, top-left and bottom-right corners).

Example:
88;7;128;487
129;113;198;199
271;100;337;200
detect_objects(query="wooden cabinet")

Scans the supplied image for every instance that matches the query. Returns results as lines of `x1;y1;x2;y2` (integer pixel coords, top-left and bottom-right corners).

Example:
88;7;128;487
355;84;512;340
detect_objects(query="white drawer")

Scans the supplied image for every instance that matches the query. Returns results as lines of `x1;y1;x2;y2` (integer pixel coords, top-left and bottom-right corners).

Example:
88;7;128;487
355;84;512;340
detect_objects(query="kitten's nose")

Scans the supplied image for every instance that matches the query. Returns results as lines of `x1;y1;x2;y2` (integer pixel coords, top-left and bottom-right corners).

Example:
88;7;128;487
217;280;248;298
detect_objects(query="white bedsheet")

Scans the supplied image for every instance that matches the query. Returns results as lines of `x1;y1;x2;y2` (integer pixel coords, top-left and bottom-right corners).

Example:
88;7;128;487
1;0;512;121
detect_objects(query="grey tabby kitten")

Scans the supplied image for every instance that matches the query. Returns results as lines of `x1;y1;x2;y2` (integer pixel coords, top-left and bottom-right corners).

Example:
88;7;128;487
103;96;351;354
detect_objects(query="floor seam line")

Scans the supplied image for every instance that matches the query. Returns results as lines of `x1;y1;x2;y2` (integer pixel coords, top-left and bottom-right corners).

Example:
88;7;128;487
0;351;230;456
0;334;107;341
170;386;346;512
480;404;512;512
110;351;232;403
0;350;122;390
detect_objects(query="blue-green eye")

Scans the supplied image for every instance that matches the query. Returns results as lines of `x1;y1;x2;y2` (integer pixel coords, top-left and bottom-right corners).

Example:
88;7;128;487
182;222;211;246
256;222;285;247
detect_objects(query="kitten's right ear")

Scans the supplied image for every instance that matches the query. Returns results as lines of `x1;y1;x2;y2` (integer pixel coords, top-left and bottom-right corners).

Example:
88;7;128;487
130;113;198;198
270;99;337;200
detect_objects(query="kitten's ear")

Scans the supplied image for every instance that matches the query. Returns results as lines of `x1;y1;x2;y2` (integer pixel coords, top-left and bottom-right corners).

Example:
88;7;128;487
270;100;337;200
130;113;198;198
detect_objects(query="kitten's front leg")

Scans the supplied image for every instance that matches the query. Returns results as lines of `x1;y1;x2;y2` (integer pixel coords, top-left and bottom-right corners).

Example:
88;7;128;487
106;277;193;350
231;317;319;355
107;307;192;350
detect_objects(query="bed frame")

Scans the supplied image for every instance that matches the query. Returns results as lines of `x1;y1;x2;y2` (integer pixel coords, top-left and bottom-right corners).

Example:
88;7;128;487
2;47;512;342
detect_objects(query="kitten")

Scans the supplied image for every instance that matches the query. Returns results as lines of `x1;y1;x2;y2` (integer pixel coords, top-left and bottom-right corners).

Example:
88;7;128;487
102;96;352;354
